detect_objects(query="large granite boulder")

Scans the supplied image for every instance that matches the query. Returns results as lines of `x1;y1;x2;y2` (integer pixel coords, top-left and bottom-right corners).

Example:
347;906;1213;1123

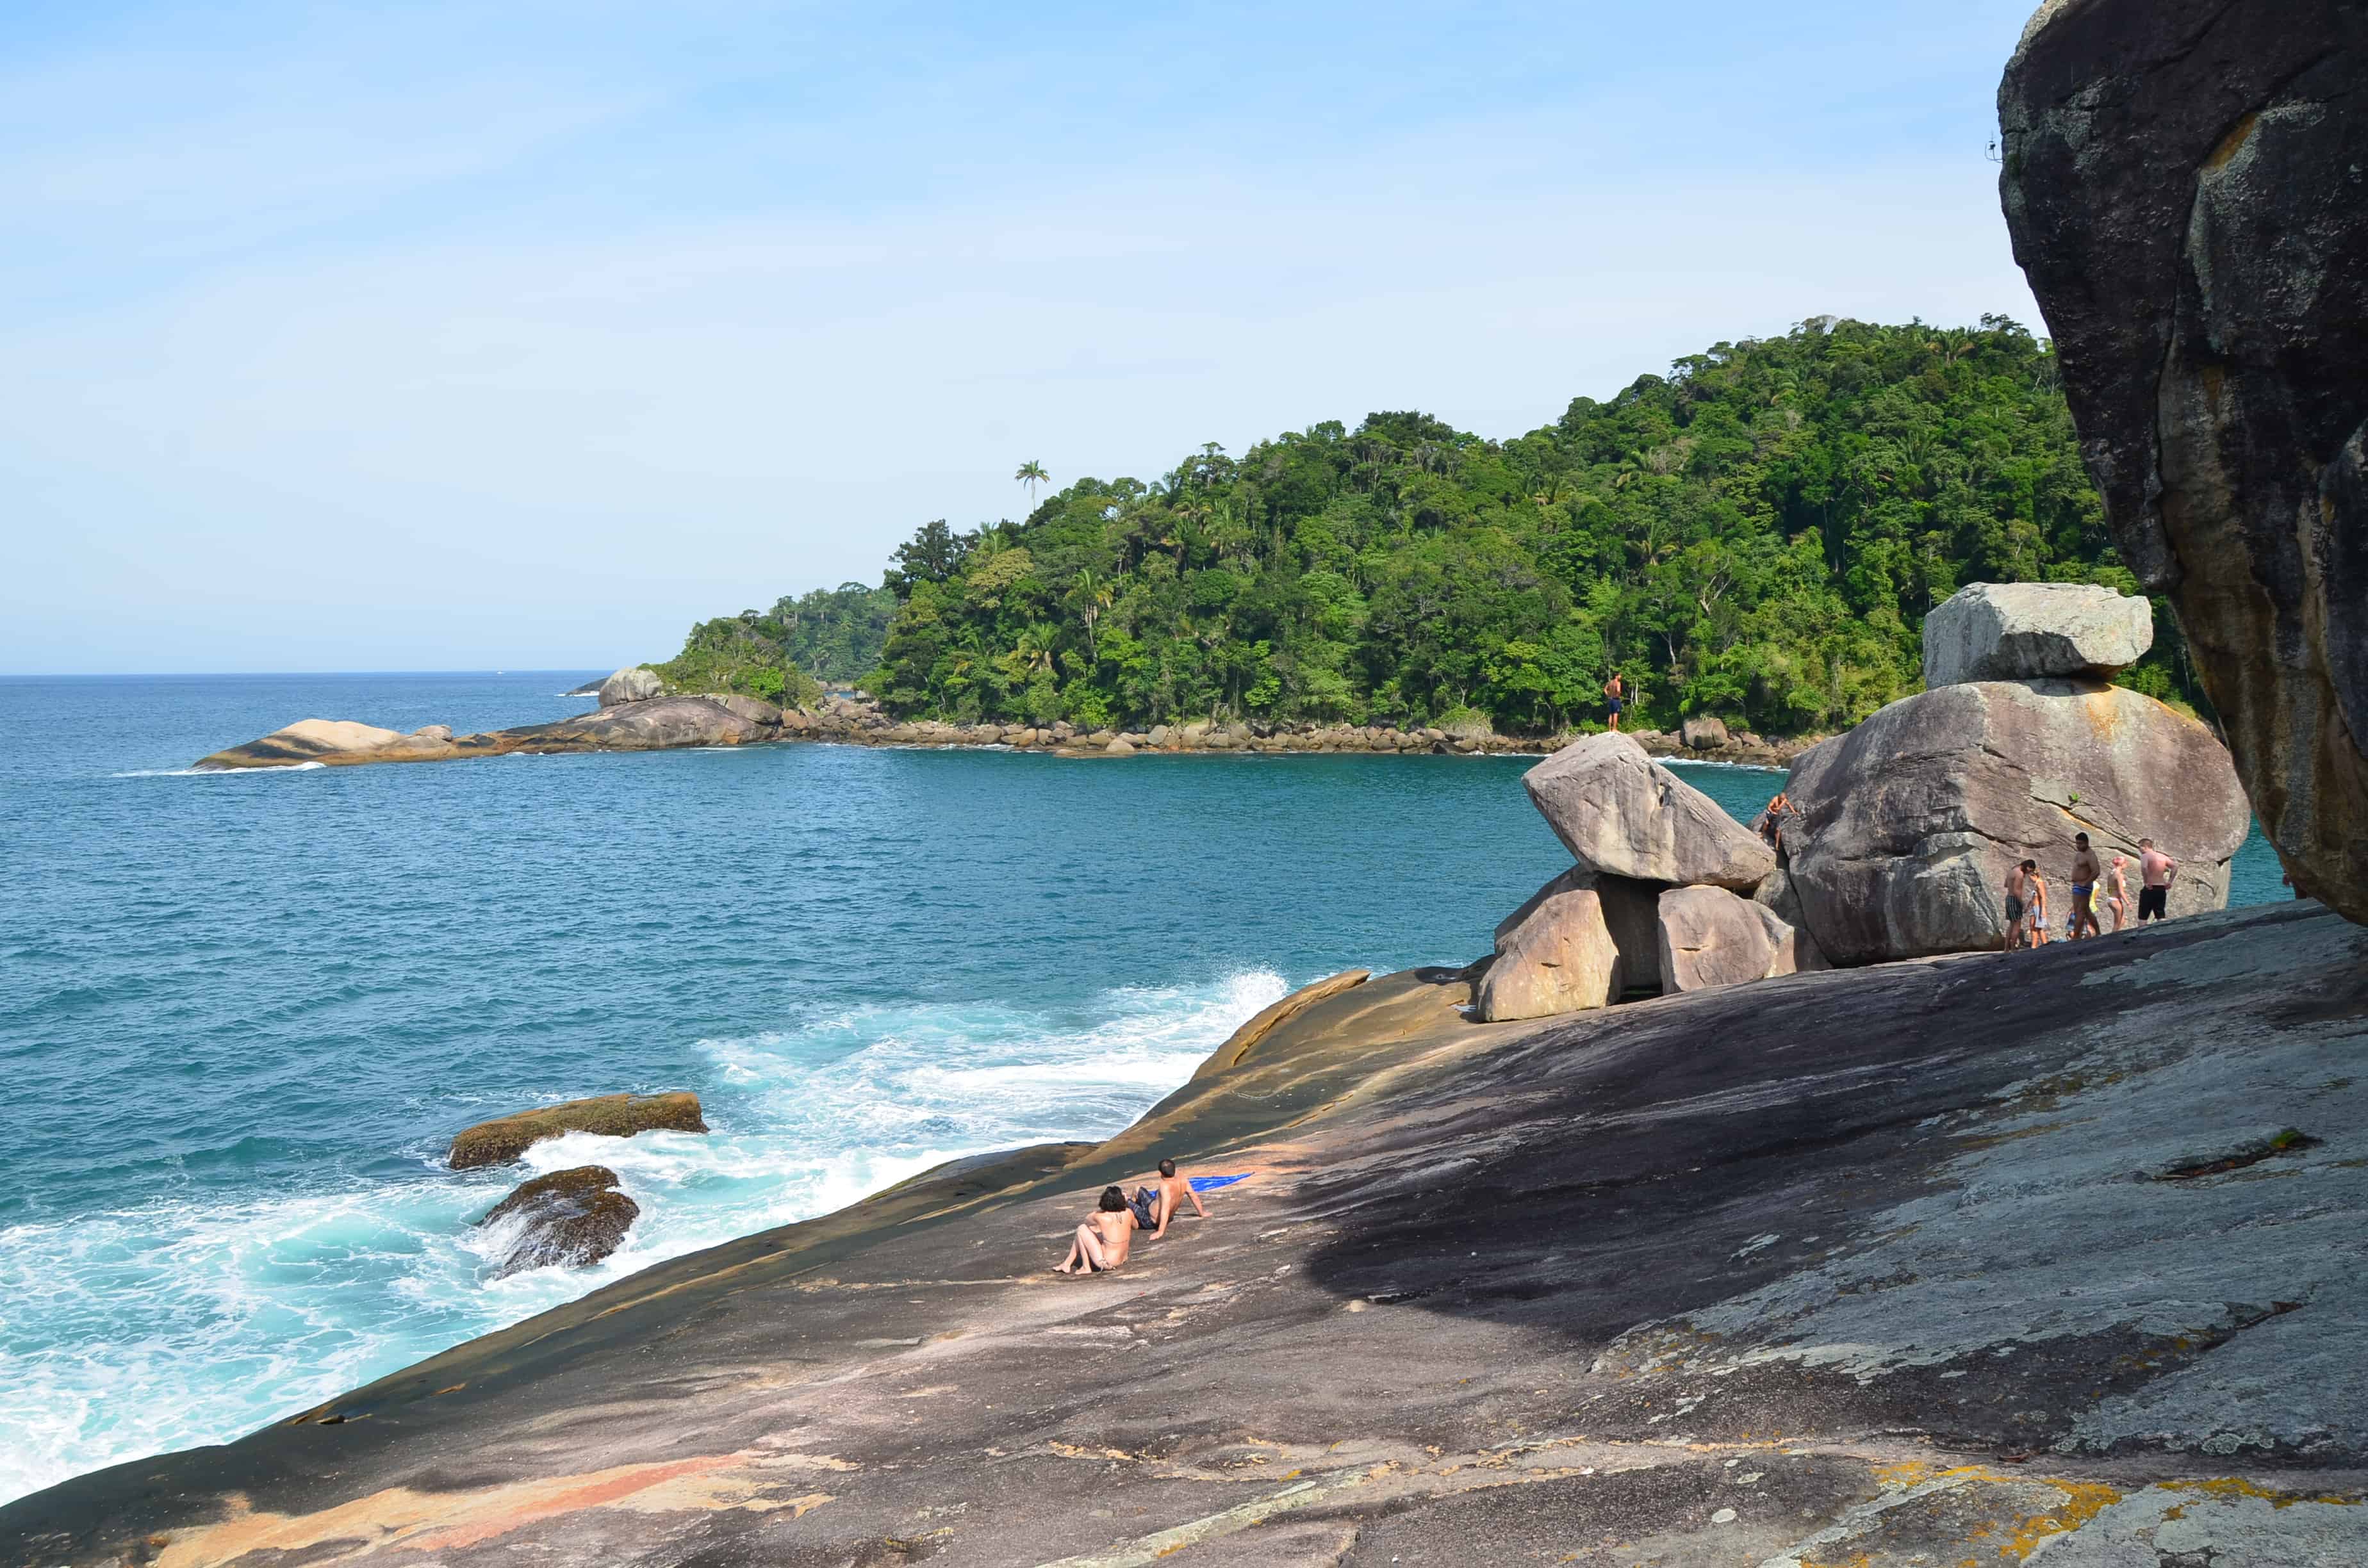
1474;868;1661;1022
1750;860;1830;972
476;1165;639;1277
2000;0;2368;922
1679;715;1729;751
1922;581;2152;687
1784;680;2250;964
1522;733;1774;892
1655;885;1802;993
448;1091;707;1170
598;667;664;706
194;719;461;769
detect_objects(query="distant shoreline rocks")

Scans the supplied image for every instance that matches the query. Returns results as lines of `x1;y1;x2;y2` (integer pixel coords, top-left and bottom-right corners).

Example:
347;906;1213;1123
191;690;1820;772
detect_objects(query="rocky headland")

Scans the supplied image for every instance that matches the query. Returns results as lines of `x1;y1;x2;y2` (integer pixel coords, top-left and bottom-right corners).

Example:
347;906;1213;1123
193;670;1816;772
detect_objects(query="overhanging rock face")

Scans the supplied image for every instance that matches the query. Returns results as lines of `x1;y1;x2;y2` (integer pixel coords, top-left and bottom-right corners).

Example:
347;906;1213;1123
1999;0;2368;922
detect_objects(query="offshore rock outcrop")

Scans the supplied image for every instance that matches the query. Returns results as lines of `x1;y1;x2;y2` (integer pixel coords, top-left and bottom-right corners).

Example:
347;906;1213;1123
476;1165;639;1277
446;1092;707;1170
2000;0;2368;922
8;904;2367;1565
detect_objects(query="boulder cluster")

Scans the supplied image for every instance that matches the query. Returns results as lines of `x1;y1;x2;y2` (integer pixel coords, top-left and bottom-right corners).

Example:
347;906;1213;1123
1475;733;1806;1022
1477;581;2252;1017
1786;583;2249;964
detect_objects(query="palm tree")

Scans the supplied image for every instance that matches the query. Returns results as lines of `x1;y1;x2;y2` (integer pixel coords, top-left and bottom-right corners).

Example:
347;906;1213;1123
1014;461;1050;509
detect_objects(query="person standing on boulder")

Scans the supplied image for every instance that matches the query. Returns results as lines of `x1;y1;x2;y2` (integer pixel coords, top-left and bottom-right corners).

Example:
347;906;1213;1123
2105;854;2132;932
2137;838;2178;924
2003;861;2032;949
1603;672;1625;733
2068;833;2102;940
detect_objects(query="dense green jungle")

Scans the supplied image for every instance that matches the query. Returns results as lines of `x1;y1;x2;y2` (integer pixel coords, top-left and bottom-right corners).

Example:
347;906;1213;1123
652;316;2205;738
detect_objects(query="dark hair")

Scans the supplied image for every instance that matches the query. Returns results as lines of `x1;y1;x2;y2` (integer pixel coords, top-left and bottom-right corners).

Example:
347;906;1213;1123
2075;833;2091;845
1158;1158;1176;1178
2021;859;2038;872
1098;1186;1128;1213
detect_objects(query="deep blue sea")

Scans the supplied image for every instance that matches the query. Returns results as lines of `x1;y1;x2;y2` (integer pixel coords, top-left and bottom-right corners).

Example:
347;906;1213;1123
0;673;2286;1503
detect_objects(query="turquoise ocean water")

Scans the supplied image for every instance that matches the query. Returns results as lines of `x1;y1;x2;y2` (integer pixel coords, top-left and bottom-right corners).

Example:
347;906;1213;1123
0;673;2285;1503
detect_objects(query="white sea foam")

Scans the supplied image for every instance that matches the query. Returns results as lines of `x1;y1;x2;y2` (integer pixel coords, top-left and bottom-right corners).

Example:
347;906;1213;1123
0;969;1283;1505
110;762;326;778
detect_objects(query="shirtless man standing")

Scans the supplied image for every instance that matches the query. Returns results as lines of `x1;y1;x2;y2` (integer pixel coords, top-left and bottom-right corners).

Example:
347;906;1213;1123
1054;1187;1139;1274
2137;838;2179;924
2068;833;2102;940
2003;861;2032;949
2021;860;2051;946
1603;672;1626;733
2105;854;2132;932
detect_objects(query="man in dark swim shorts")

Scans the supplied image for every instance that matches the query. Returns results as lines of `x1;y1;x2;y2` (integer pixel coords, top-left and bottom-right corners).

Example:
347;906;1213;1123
2137;838;2177;922
2068;833;2101;940
1603;671;1625;733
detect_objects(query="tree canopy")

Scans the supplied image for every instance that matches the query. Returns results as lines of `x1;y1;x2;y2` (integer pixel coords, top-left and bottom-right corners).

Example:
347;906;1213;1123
668;317;2204;735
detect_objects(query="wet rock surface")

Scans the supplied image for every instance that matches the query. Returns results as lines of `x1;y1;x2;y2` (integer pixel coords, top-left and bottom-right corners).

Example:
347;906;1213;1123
477;1166;639;1277
447;1091;707;1170
1783;679;2249;963
11;904;2366;1565
2000;0;2368;922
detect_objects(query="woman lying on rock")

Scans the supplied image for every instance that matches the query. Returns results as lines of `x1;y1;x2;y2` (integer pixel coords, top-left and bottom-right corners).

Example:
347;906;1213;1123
1054;1186;1139;1274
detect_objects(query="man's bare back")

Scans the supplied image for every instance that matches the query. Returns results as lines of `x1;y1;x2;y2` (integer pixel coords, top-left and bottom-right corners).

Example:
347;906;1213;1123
1145;1159;1208;1238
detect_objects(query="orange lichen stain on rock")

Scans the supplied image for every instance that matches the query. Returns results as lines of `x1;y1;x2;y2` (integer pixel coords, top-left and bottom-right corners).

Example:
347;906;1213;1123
2160;1476;2366;1509
153;1451;828;1567
1998;1480;2121;1559
2204;111;2260;171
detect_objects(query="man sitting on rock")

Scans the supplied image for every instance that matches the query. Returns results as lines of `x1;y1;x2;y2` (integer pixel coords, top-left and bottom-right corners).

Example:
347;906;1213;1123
1054;1187;1139;1275
1128;1158;1209;1240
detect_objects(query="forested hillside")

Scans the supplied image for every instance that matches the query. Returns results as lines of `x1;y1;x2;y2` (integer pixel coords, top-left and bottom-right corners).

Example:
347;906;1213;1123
668;317;2201;737
650;583;894;705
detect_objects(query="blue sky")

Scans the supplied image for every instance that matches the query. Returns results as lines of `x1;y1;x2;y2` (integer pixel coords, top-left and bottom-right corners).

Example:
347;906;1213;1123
2;1;2047;674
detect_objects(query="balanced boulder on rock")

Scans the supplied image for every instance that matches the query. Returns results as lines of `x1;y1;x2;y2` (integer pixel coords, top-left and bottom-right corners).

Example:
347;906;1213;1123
1782;681;2249;965
1921;582;2153;688
448;1091;707;1170
1655;885;1804;993
1522;733;1774;891
1474;868;1660;1022
476;1164;639;1277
